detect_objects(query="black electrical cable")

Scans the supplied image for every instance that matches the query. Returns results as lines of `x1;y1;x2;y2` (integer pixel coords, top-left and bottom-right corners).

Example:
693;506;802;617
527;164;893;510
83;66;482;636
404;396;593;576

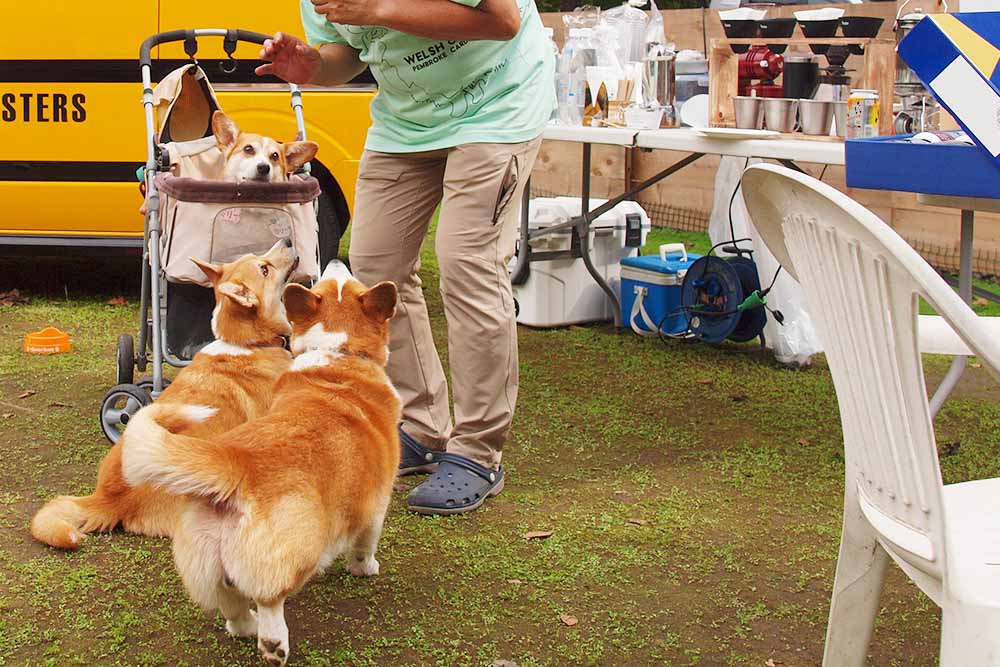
728;157;752;251
762;265;783;296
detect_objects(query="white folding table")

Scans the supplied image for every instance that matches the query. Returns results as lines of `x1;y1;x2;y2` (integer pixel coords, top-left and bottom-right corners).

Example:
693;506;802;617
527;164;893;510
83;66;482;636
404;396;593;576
513;126;845;327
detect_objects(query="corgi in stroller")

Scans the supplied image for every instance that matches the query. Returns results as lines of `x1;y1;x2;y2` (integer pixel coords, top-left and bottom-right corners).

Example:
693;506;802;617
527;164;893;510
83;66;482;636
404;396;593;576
98;30;325;443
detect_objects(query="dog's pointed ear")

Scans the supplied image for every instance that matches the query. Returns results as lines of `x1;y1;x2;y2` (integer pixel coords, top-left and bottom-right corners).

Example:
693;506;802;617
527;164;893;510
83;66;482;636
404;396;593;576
191;258;223;285
359;281;398;323
217;281;258;309
282;140;319;173
212;111;240;150
283;283;320;322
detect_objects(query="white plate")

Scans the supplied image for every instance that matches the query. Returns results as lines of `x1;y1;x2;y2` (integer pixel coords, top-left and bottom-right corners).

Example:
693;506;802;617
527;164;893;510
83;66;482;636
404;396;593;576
695;127;781;140
680;94;710;128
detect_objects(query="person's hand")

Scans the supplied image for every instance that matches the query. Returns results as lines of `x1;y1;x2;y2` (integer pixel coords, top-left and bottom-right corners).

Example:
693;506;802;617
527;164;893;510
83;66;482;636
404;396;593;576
255;32;322;84
311;0;385;27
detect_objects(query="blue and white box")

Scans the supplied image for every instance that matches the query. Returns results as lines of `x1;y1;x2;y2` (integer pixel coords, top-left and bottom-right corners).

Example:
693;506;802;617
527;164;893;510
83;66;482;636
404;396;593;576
620;244;701;336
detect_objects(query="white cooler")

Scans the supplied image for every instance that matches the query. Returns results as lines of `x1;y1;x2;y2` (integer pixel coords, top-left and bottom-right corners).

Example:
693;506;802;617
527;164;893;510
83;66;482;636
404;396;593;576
512;197;651;328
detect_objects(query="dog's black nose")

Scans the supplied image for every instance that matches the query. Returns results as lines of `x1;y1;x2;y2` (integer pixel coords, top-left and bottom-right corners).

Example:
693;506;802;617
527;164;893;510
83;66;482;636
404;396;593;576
257;163;270;176
283;237;293;248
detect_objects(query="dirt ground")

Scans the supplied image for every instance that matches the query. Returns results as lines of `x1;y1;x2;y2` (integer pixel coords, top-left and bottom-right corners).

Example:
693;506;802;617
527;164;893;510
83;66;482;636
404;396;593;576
1;238;997;667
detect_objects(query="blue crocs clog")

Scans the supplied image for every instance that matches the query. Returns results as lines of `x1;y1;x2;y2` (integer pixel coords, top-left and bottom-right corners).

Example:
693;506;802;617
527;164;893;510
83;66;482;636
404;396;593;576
407;453;504;515
398;428;439;476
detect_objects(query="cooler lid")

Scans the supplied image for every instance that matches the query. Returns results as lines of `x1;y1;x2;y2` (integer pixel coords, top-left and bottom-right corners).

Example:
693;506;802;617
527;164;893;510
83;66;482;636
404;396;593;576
621;251;701;274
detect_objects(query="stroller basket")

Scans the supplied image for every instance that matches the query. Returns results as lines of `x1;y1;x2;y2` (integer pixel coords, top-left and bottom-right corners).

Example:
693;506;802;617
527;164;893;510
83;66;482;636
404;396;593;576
154;172;321;287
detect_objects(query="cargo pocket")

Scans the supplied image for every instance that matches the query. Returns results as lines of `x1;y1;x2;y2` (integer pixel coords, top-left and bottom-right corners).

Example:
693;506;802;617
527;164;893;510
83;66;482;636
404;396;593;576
491;154;520;226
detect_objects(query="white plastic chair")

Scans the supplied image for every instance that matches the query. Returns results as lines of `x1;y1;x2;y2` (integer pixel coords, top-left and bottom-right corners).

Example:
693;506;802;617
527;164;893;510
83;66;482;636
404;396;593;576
742;164;1000;666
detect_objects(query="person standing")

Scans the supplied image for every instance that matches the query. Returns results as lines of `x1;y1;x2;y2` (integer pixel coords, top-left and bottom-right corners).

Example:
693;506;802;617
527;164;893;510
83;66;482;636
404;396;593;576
257;0;555;515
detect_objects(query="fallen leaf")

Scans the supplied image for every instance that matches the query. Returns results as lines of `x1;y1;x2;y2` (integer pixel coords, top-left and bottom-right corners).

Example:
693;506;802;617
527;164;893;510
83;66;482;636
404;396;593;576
729;393;748;403
106;296;128;306
974;297;988;307
523;530;553;540
1;413;13;419
766;659;783;667
796;438;809;446
506;579;523;586
48;401;71;408
0;289;28;307
17;391;35;400
559;613;578;627
971;362;983;369
939;441;961;457
492;661;520;667
696;378;714;386
392;482;408;493
627;518;649;526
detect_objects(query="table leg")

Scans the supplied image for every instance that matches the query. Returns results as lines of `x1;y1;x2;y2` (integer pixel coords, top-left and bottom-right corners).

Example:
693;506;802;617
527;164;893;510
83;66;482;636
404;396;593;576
577;143;624;328
929;209;974;417
510;175;532;286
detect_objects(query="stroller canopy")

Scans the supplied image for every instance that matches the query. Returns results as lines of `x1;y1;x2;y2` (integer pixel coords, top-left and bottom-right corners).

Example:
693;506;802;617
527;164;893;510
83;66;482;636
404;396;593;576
153;64;221;144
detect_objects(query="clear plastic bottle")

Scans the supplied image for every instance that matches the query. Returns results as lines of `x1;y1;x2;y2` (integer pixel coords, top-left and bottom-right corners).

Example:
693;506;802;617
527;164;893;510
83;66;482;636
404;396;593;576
557;28;597;126
544;27;560;124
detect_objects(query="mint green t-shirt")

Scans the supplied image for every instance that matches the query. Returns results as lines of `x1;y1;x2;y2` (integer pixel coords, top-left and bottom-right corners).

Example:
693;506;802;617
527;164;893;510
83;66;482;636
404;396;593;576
300;0;555;153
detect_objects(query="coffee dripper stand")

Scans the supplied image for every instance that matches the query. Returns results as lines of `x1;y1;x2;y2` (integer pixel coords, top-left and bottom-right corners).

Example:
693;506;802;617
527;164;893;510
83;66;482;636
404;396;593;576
812;45;853;103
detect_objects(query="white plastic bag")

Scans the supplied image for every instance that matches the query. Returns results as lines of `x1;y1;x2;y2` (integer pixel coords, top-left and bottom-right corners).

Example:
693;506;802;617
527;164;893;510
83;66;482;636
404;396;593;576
562;5;601;32
645;0;672;56
602;0;647;65
708;157;823;366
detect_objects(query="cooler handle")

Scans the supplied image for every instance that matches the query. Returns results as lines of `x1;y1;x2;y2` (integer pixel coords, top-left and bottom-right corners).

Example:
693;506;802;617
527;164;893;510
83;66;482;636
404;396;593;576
629;286;660;338
659;243;687;263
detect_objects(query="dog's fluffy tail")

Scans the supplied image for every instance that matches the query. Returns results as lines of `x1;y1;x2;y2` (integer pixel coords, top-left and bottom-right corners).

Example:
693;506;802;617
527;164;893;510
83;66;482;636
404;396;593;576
31;494;120;550
121;403;244;502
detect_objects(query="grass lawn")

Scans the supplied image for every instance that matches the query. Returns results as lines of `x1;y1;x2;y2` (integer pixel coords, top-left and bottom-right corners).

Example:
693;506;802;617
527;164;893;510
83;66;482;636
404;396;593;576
1;226;999;667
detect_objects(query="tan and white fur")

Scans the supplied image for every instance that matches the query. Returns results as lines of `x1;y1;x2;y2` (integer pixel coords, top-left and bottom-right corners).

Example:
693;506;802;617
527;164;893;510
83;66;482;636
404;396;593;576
30;240;297;550
212;110;319;183
121;262;401;666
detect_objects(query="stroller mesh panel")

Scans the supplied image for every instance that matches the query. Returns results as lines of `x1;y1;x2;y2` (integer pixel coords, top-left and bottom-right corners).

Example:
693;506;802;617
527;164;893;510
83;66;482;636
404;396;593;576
210;207;295;265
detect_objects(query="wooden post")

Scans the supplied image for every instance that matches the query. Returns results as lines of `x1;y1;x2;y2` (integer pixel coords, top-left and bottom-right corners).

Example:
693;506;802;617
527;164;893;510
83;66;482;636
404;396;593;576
708;39;738;128
860;40;897;137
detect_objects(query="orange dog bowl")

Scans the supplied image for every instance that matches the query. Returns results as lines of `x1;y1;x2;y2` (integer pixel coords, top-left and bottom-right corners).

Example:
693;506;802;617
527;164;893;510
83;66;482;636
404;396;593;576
23;327;71;354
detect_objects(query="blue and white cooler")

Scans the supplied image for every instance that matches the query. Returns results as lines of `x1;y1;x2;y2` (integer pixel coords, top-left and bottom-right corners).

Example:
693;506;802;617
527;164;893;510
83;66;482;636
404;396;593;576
513;197;651;327
620;244;701;337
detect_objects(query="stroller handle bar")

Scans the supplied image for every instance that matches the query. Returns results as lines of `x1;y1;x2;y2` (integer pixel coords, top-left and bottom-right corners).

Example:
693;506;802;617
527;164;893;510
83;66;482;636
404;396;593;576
139;29;273;69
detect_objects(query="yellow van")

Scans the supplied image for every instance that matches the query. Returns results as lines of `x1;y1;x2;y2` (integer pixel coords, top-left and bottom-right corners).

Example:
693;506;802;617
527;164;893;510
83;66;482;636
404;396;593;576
0;1;375;256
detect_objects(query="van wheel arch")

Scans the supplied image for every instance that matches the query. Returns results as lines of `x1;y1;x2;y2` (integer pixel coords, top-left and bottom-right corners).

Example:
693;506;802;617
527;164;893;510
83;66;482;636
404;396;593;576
309;159;350;268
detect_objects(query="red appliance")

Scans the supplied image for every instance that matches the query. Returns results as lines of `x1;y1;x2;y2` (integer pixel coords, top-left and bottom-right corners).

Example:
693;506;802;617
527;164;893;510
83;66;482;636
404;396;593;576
738;46;784;98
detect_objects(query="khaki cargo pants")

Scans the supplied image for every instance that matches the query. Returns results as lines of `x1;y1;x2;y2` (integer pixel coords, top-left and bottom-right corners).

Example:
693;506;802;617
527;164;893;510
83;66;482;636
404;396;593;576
349;138;542;469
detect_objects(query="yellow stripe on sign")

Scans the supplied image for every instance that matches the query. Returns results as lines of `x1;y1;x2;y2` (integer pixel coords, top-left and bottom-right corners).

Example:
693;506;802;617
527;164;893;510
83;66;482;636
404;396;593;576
0;182;145;236
933;14;1000;82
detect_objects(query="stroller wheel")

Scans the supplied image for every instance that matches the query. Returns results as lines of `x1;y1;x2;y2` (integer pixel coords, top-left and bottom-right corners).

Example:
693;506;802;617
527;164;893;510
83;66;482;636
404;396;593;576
116;334;135;385
99;384;149;445
136;376;171;399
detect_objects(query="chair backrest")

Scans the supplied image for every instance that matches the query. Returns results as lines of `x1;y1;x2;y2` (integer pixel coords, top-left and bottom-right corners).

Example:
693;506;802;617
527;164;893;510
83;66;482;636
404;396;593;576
743;165;1000;574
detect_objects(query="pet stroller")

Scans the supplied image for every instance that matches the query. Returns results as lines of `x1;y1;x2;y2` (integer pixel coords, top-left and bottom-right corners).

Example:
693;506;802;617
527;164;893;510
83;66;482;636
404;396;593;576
99;29;322;443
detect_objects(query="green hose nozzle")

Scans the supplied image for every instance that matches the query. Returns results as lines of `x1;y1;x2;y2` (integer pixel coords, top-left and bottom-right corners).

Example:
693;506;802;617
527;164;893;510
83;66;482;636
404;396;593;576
737;290;767;312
